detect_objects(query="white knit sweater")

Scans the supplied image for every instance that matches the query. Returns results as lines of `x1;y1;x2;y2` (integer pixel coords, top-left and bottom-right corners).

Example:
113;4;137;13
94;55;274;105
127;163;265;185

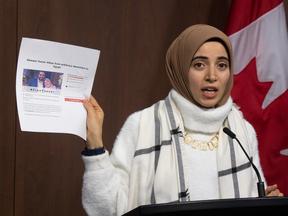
82;89;266;216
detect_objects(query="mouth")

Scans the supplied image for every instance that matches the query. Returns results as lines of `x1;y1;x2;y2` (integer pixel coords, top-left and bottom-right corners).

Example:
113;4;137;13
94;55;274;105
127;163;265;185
202;87;218;94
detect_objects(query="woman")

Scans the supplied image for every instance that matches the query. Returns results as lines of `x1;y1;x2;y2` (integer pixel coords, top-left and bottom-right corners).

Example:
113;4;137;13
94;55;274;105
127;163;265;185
44;78;56;89
81;24;283;216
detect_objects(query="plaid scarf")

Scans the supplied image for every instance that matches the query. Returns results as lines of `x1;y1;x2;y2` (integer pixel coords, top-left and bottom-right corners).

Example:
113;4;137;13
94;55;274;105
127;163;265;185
127;94;253;210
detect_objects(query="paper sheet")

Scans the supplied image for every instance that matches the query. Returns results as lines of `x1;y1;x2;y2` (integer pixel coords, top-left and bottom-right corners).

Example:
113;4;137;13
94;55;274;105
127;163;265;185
16;38;100;140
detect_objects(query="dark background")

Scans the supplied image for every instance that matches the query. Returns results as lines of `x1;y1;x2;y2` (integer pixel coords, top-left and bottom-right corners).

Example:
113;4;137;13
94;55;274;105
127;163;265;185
1;0;288;215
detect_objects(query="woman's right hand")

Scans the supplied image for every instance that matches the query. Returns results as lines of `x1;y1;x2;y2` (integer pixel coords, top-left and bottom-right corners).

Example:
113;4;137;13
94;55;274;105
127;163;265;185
83;95;104;149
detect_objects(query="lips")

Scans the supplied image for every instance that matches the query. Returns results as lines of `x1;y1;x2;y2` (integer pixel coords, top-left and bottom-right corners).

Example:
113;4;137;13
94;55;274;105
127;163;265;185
202;86;218;93
202;86;218;98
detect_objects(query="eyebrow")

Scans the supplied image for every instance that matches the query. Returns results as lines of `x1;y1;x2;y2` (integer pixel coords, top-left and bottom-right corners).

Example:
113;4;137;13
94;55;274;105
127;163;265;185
191;56;208;61
190;56;230;65
218;56;229;62
191;56;229;62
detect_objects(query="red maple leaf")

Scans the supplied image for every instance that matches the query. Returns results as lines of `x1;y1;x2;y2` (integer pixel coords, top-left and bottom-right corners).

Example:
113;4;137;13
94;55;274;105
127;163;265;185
231;57;288;195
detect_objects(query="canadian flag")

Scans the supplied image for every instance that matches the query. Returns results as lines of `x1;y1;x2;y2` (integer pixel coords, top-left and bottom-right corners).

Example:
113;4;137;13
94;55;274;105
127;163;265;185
225;0;288;195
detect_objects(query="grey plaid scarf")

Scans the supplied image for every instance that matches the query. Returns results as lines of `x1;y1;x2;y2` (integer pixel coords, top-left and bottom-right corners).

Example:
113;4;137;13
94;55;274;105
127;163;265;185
127;93;253;211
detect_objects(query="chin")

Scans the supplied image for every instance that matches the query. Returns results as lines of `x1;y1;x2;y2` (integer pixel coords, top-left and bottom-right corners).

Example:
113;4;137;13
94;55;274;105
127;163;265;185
199;100;218;108
202;105;216;109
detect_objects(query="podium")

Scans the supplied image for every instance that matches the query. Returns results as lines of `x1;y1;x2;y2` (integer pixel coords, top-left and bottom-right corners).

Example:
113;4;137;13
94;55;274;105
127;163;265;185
123;197;288;215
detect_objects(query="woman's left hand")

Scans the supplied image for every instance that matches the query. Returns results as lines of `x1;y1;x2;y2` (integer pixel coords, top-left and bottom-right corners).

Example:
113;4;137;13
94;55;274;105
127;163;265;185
265;184;284;197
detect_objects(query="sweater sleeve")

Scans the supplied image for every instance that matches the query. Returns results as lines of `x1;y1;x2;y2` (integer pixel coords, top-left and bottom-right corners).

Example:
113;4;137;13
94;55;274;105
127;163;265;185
82;111;142;216
244;120;267;197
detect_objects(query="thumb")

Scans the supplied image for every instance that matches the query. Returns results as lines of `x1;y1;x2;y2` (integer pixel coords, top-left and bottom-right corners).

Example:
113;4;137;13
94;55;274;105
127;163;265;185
84;96;103;113
83;98;95;120
83;98;93;112
83;96;104;120
265;184;278;195
83;96;104;149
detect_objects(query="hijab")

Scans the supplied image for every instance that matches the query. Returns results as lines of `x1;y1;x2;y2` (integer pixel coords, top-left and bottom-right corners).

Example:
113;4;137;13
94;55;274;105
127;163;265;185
165;24;234;108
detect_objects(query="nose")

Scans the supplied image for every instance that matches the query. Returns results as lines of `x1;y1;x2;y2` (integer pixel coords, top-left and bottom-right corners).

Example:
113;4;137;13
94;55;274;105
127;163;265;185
205;66;217;83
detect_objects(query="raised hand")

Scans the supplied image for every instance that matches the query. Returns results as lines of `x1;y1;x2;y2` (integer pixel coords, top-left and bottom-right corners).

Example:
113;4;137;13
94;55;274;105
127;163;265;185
83;95;104;149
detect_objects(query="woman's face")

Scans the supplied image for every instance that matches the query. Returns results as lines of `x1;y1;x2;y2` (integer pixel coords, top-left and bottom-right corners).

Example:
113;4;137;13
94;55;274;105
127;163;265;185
188;41;230;108
44;80;51;87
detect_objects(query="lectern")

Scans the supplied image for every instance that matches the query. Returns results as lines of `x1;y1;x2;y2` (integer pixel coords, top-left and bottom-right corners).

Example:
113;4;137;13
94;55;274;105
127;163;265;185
123;197;288;216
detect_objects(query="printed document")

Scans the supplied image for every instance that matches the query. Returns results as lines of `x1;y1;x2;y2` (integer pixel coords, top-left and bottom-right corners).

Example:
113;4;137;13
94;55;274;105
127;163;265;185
16;38;100;140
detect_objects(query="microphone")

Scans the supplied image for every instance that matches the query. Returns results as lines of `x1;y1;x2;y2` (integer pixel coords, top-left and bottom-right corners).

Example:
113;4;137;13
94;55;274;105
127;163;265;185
223;127;265;197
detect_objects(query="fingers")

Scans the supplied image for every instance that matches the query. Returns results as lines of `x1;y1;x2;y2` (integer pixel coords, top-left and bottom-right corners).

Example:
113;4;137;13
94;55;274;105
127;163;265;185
267;189;279;196
265;184;278;195
89;95;99;107
83;98;92;111
265;184;284;197
83;98;96;120
83;95;103;115
274;189;284;197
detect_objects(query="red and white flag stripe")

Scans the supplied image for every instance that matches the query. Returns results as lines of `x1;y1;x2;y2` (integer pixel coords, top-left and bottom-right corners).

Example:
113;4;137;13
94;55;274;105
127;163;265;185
225;0;288;195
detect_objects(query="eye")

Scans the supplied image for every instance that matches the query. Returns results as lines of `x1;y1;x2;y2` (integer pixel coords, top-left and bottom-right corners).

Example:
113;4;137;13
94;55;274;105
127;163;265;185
194;62;204;68
218;63;228;70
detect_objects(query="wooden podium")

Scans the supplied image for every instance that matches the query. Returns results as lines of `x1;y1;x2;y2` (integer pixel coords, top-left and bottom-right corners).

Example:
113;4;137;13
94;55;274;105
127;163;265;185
123;197;288;215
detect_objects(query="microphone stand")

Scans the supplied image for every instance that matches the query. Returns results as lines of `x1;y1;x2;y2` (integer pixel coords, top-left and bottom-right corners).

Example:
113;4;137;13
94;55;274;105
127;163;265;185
223;127;266;197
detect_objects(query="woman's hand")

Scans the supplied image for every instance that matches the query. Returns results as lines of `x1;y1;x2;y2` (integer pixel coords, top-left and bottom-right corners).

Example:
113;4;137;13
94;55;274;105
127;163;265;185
265;184;284;197
83;95;104;149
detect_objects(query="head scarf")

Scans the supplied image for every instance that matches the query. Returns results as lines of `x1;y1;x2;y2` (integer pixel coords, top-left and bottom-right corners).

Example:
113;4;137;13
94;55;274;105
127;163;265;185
165;24;233;108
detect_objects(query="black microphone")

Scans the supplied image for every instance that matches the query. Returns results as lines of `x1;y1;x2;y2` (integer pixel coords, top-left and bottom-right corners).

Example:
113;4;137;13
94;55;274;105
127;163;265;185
223;127;265;197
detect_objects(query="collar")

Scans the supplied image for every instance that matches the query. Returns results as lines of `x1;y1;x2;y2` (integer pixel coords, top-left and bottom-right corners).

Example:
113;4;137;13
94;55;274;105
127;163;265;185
170;89;232;133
